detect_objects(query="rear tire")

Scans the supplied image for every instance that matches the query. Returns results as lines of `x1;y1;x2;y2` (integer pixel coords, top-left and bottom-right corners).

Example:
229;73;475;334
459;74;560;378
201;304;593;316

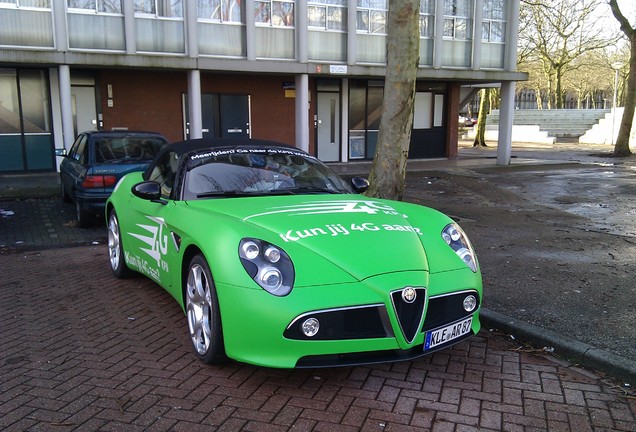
107;210;133;278
185;254;226;364
61;181;71;203
76;202;91;228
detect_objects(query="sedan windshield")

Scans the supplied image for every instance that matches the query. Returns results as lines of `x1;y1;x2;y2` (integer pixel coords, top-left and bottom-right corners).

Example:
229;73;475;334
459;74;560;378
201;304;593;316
183;148;353;200
95;137;165;163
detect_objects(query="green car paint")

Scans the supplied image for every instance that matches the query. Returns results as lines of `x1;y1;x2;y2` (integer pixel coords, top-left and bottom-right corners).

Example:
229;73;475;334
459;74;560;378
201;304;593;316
106;140;482;368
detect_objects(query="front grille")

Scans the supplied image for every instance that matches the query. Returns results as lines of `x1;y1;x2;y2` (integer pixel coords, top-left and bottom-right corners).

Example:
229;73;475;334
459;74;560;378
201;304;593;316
390;287;426;343
422;290;480;332
284;304;391;340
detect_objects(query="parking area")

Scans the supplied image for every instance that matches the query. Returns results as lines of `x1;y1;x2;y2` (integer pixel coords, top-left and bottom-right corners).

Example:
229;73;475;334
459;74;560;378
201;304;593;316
1;245;635;431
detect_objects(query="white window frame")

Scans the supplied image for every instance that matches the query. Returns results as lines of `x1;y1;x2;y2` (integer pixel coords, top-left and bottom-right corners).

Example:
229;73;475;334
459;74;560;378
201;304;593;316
481;0;505;43
419;0;435;38
67;0;122;15
356;0;387;35
197;0;243;23
308;0;346;32
254;0;295;28
443;0;472;41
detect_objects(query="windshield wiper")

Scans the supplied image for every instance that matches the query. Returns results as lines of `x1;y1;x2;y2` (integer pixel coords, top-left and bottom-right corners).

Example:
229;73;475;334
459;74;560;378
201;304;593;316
292;187;342;194
196;189;297;199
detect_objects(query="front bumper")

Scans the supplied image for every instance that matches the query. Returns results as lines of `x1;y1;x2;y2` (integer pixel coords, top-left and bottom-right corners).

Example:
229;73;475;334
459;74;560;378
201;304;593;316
216;268;481;368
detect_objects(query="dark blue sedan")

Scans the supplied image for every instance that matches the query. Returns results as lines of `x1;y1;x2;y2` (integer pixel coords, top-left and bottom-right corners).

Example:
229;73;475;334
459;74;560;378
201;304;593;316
58;130;168;227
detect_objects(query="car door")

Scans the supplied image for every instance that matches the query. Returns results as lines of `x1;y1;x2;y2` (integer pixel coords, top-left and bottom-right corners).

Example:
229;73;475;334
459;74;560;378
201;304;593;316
61;134;88;199
123;150;181;288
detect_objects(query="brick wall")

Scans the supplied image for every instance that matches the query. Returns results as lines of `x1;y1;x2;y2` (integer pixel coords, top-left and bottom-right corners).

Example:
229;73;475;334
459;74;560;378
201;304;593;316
97;70;305;149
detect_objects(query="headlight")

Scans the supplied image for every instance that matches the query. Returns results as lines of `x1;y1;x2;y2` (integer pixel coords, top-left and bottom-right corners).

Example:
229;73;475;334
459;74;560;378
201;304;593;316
442;223;478;272
239;238;295;296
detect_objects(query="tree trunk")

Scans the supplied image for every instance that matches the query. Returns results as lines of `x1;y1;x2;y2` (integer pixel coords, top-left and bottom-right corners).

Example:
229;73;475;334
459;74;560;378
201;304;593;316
473;89;489;147
366;0;420;200
555;66;564;109
535;86;543;109
614;37;635;157
609;0;634;157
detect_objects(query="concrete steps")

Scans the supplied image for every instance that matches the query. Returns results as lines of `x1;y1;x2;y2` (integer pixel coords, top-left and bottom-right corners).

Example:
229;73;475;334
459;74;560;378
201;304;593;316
486;109;609;139
462;109;617;144
579;108;636;145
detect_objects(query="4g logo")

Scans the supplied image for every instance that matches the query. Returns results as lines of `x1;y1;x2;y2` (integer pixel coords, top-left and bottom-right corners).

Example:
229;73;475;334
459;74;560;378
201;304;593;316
130;216;169;271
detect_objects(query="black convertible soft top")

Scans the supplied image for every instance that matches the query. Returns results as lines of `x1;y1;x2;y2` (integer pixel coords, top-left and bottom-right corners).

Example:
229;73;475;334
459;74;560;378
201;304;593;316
144;137;303;179
163;138;297;158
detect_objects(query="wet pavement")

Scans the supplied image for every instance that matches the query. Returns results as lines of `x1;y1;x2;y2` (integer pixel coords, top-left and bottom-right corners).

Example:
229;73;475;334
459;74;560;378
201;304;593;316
1;141;635;430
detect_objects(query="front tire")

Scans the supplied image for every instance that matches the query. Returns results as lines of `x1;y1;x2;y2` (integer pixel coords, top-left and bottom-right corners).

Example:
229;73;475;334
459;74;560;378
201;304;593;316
185;254;226;364
107;210;133;278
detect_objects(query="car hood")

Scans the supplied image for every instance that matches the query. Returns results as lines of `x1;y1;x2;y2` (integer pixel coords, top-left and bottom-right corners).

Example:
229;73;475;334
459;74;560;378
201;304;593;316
188;194;435;281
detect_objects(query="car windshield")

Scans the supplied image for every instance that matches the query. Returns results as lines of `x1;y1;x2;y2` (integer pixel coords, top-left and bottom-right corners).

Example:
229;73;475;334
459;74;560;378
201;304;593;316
95;137;165;163
183;148;354;200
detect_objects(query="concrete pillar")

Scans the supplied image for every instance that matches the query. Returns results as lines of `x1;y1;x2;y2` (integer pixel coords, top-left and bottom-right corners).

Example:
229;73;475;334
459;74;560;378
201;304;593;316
433;0;445;69
295;74;310;152
52;0;68;51
296;1;307;62
184;0;198;57
472;0;483;70
123;0;136;54
497;81;515;166
245;0;256;61
58;65;75;149
188;70;203;139
341;79;349;162
505;0;520;70
347;0;357;65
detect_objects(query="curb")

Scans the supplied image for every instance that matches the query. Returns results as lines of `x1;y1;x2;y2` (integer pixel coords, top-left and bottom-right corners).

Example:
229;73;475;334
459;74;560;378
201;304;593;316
480;308;636;385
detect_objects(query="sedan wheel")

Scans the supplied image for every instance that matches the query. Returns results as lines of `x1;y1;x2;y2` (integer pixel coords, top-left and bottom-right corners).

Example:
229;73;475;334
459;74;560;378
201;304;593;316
76;202;91;228
60;181;71;203
185;255;225;364
107;210;133;278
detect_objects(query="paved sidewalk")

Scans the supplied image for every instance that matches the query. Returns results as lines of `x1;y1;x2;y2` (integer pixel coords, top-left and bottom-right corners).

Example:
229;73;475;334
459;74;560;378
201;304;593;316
1;246;635;431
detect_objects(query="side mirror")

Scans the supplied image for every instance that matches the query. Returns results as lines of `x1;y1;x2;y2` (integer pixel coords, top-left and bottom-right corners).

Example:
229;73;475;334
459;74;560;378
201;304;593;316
55;148;67;157
132;181;162;201
350;177;369;194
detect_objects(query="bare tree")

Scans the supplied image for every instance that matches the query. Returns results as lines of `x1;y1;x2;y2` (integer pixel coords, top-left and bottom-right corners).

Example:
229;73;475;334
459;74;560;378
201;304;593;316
609;0;635;157
519;0;618;108
365;0;420;200
473;89;490;147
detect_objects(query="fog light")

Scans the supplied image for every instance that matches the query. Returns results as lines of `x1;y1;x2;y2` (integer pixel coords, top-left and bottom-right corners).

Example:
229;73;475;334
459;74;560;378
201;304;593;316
463;295;477;312
301;318;320;337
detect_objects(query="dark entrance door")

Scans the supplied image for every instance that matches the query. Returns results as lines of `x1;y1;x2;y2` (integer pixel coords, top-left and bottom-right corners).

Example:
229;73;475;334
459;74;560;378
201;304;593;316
183;94;250;140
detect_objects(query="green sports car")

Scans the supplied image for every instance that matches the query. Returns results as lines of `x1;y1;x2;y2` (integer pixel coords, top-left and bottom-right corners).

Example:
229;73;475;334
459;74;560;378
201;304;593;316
106;138;482;368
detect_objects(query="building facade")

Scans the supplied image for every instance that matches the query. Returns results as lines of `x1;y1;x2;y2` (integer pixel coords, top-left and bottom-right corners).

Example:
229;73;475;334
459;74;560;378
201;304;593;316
0;0;525;174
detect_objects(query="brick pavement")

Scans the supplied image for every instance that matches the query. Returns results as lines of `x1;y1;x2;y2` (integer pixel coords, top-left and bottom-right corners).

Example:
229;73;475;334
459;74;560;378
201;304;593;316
1;246;635;431
0;198;105;251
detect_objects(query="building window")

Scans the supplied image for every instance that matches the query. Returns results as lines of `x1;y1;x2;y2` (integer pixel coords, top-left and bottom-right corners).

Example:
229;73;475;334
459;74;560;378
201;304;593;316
482;0;504;42
419;0;434;38
0;0;50;7
308;0;346;31
67;0;122;13
255;0;294;27
134;0;183;18
197;0;243;23
356;0;387;35
443;0;472;40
